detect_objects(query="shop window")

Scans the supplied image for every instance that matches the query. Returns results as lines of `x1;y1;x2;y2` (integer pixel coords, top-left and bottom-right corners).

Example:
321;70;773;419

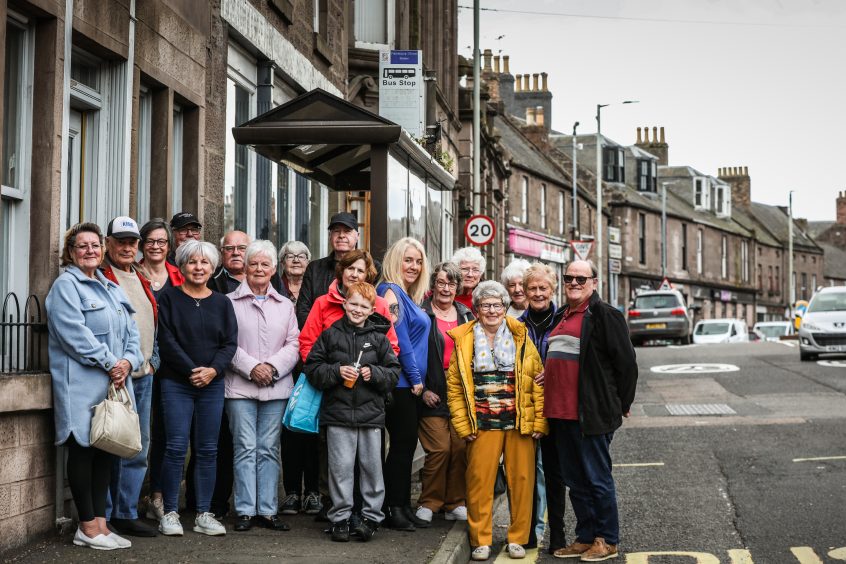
354;0;395;49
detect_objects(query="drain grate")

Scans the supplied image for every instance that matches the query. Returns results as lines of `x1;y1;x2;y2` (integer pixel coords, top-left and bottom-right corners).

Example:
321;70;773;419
665;403;736;416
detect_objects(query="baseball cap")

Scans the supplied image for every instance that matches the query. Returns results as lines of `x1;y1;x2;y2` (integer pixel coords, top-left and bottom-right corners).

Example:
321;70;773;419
329;212;358;231
170;211;202;230
107;216;141;240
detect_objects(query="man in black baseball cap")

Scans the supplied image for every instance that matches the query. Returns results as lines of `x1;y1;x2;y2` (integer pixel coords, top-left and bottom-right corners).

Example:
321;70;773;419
170;212;203;249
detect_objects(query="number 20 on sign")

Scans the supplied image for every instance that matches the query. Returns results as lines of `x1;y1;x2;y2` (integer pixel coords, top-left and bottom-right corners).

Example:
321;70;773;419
464;215;496;246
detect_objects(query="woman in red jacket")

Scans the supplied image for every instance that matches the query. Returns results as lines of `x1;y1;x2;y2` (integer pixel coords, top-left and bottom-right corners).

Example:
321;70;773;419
281;250;399;518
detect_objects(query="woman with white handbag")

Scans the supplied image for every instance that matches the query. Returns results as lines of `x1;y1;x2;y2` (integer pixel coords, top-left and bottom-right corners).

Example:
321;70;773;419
46;222;143;551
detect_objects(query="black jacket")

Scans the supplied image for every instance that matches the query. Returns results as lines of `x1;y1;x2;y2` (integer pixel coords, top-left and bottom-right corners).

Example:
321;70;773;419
419;298;475;418
208;267;241;295
576;292;638;435
304;313;400;428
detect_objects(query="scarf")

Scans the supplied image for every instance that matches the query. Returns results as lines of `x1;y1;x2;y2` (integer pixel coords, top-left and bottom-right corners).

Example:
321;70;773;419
473;321;516;373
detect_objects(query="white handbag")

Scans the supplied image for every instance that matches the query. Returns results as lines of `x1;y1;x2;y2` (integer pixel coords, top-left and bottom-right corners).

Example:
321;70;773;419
90;383;142;458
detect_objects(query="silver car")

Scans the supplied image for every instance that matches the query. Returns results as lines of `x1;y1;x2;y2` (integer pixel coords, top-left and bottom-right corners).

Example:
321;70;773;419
627;290;693;345
798;286;846;361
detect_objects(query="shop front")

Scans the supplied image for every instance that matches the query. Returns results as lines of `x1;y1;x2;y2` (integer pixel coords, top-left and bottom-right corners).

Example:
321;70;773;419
506;225;571;305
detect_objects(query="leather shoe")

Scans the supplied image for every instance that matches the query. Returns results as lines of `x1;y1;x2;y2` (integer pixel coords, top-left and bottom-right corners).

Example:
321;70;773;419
109;518;158;537
384;506;415;531
254;514;290;531
234;515;252;532
403;506;430;528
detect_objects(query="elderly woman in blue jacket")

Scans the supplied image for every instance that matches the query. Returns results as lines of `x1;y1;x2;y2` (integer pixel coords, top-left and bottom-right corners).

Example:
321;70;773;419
47;222;142;552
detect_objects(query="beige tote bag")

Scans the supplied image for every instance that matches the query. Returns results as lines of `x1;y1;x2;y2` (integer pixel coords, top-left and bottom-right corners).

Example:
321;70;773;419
90;383;142;458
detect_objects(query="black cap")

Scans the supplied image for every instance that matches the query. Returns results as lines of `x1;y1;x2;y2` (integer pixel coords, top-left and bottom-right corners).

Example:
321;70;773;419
329;212;358;231
170;212;202;230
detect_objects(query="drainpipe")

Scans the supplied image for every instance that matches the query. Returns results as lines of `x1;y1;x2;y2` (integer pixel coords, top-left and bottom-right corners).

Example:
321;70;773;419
121;0;136;213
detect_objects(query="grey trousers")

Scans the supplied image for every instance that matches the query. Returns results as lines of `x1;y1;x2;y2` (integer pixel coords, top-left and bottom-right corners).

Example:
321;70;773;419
326;425;385;523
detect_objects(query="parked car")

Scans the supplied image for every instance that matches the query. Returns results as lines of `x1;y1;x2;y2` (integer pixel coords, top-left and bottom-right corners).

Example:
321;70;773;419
627;290;693;345
798;286;846;361
753;321;793;342
692;318;749;344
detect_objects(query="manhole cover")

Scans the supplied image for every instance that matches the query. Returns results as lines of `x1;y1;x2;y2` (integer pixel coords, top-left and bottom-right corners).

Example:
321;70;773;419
666;403;736;416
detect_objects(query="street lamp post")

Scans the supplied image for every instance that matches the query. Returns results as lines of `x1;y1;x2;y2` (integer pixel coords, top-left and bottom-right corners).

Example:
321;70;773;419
661;182;668;279
788;190;795;316
571;121;579;240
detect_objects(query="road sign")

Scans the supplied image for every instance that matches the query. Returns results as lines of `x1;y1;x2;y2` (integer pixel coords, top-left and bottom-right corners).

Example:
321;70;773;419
818;360;846;368
609;258;621;274
650;363;740;374
570;240;594;261
658;277;673;291
608;243;622;259
608;226;621;244
378;50;424;137
464;215;495;246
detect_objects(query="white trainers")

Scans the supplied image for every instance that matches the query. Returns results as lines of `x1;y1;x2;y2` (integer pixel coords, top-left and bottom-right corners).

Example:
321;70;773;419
445;505;468;521
415;506;433;522
194;511;226;536
159;511;184;536
507;543;526;559
471;545;491;561
73;528;119;550
106;532;132;549
146;496;165;521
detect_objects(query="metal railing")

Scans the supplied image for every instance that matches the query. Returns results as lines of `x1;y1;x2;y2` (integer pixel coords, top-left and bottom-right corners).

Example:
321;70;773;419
1;292;48;373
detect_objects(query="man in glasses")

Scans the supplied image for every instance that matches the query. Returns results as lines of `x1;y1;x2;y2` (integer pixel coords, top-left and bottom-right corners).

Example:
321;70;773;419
209;230;251;294
543;260;637;562
168;212;203;265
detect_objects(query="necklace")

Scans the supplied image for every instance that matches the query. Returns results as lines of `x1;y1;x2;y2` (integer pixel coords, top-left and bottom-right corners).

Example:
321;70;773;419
193;297;201;307
527;308;553;328
432;302;455;320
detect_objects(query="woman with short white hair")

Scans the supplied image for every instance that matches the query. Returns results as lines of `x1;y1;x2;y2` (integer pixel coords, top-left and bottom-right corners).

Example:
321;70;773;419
275;240;311;304
501;259;531;318
156;239;238;537
226;240;300;532
451;247;487;313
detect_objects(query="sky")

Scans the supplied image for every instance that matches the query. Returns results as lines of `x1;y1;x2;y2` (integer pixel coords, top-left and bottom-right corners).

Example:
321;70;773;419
457;0;846;221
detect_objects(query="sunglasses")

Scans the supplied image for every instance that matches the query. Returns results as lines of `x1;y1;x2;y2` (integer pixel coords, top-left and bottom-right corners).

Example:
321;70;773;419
563;275;594;286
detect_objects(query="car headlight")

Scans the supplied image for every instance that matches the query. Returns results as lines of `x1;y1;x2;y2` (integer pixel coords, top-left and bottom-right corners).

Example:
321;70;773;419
801;322;822;332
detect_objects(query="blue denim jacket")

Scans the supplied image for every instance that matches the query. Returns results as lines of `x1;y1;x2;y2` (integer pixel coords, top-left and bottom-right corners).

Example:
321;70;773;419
46;266;143;446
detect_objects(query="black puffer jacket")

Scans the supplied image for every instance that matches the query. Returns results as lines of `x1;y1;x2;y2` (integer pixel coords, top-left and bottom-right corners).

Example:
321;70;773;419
304;313;400;428
419;298;475;418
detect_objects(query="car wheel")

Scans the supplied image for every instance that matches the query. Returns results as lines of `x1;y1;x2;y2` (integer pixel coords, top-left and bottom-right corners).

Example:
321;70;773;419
800;351;817;362
683;334;692;345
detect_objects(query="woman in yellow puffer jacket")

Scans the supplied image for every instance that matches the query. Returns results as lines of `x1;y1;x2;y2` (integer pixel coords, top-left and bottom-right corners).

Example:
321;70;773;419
446;281;547;561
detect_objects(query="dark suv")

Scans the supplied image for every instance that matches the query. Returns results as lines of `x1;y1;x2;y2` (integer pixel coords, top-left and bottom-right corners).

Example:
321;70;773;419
627;290;693;346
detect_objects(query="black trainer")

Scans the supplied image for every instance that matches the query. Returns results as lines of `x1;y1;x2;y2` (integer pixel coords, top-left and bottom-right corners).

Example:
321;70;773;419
403;506;431;528
330;520;350;542
384;506;415;531
109;517;158;537
279;493;300;515
234;515;252;532
352;518;378;542
254;514;290;531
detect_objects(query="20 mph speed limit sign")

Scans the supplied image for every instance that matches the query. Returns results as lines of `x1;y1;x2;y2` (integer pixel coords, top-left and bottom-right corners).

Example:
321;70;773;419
464;215;495;246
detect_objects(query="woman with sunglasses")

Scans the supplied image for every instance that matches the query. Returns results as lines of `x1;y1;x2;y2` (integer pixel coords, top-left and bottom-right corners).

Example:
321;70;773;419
274;241;311;305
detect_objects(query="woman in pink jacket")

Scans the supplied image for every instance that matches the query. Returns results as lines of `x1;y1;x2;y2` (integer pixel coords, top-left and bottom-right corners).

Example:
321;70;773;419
225;240;300;532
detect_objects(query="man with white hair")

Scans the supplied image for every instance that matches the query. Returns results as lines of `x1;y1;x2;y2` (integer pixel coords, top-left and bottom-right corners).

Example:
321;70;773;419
451;247;486;313
501;258;531;318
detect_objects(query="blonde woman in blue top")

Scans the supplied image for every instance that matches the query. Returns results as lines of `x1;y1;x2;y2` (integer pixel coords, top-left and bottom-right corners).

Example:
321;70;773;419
376;237;431;531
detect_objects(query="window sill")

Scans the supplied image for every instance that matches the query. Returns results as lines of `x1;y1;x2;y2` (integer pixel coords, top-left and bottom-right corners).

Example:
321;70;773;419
0;372;52;413
269;0;294;24
313;33;333;66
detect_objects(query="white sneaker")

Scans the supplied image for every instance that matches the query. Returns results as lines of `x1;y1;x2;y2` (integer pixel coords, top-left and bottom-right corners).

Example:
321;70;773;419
146;496;165;520
445;505;468;521
471;545;491;561
105;532;132;549
73;528;119;550
415;506;433;522
507;543;526;559
159;511;184;536
194;512;226;536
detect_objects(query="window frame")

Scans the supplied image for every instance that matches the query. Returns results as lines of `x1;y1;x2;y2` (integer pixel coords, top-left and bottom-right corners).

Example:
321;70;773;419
354;0;396;50
602;146;625;183
520;175;528;223
225;43;258;237
681;223;688;271
638;212;646;265
696;229;703;274
540;183;547;229
721;235;728;279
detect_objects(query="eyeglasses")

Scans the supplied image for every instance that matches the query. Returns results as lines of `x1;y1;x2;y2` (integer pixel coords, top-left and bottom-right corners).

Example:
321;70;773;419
176;227;201;235
563;275;594;286
221;245;248;253
284;253;308;261
144;239;168;248
435;280;458;290
461;268;481;275
73;243;102;251
478;302;505;312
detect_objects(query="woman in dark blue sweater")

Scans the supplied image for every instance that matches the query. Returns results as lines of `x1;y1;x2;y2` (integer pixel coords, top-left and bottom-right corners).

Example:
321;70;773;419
155;240;237;537
376;237;431;531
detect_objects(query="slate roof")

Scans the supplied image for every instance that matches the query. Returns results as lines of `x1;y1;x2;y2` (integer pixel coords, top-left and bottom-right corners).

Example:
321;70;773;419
818;242;846;280
731;206;781;248
807;220;836;238
496;115;566;186
747;202;821;252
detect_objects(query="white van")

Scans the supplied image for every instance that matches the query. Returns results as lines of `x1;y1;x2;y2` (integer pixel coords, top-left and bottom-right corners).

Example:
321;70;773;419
692;318;749;344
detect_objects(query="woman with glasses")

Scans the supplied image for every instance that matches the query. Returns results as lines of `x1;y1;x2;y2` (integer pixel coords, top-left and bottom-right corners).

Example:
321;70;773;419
451;247;486;313
517;263;568;553
46;223;142;550
273;241;311;305
293;250;399;518
446;281;546;561
414;262;474;526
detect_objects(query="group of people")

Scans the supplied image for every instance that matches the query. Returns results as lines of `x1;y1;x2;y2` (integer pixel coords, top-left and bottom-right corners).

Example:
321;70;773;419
47;209;637;562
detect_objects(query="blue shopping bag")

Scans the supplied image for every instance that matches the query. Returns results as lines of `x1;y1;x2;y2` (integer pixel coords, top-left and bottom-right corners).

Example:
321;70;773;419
282;373;322;434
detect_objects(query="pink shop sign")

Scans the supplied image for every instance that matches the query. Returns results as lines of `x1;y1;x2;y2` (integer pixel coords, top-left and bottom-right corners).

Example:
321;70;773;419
508;229;569;263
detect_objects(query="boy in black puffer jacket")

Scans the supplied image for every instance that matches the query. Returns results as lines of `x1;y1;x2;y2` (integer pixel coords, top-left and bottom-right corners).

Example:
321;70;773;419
304;282;400;542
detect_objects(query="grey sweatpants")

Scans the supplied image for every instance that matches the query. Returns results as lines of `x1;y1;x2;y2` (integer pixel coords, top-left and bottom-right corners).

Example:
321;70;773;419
326;425;385;523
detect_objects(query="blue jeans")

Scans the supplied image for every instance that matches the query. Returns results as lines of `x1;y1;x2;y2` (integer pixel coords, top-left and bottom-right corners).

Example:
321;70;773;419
107;373;153;520
225;398;286;517
551;419;619;545
534;446;547;540
160;376;225;514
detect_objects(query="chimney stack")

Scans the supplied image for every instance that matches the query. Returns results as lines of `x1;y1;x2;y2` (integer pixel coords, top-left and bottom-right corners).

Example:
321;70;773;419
719;165;751;209
837;190;846;225
503;55;510;74
636;127;642;144
515;74;522;92
660;126;665;143
526;107;536;125
535;106;544;127
643;127;650;143
541;72;548;91
483;49;493;72
493;55;500;73
635;125;669;166
522;74;530;91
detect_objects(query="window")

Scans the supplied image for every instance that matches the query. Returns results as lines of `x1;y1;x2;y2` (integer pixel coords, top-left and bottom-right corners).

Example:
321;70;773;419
710;183;717;213
812;274;817;293
801;272;808;300
638;213;646;265
757;264;762;290
171;105;184;214
776;266;780;293
697;230;703;274
716;186;725;214
520;176;528;223
602;147;624;183
637;159;657;192
540;183;547;229
694;178;705;208
741;240;749;282
768;265;773;292
721;235;728;278
681;224;688;271
225;44;257;235
558;190;564;234
136;87;152;224
354;0;395;49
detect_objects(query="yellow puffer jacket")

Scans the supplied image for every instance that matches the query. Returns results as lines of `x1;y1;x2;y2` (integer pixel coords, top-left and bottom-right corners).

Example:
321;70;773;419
446;317;548;439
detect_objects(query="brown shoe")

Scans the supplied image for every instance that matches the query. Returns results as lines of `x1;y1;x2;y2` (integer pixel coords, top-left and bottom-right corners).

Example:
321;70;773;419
553;541;593;559
580;538;618;561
